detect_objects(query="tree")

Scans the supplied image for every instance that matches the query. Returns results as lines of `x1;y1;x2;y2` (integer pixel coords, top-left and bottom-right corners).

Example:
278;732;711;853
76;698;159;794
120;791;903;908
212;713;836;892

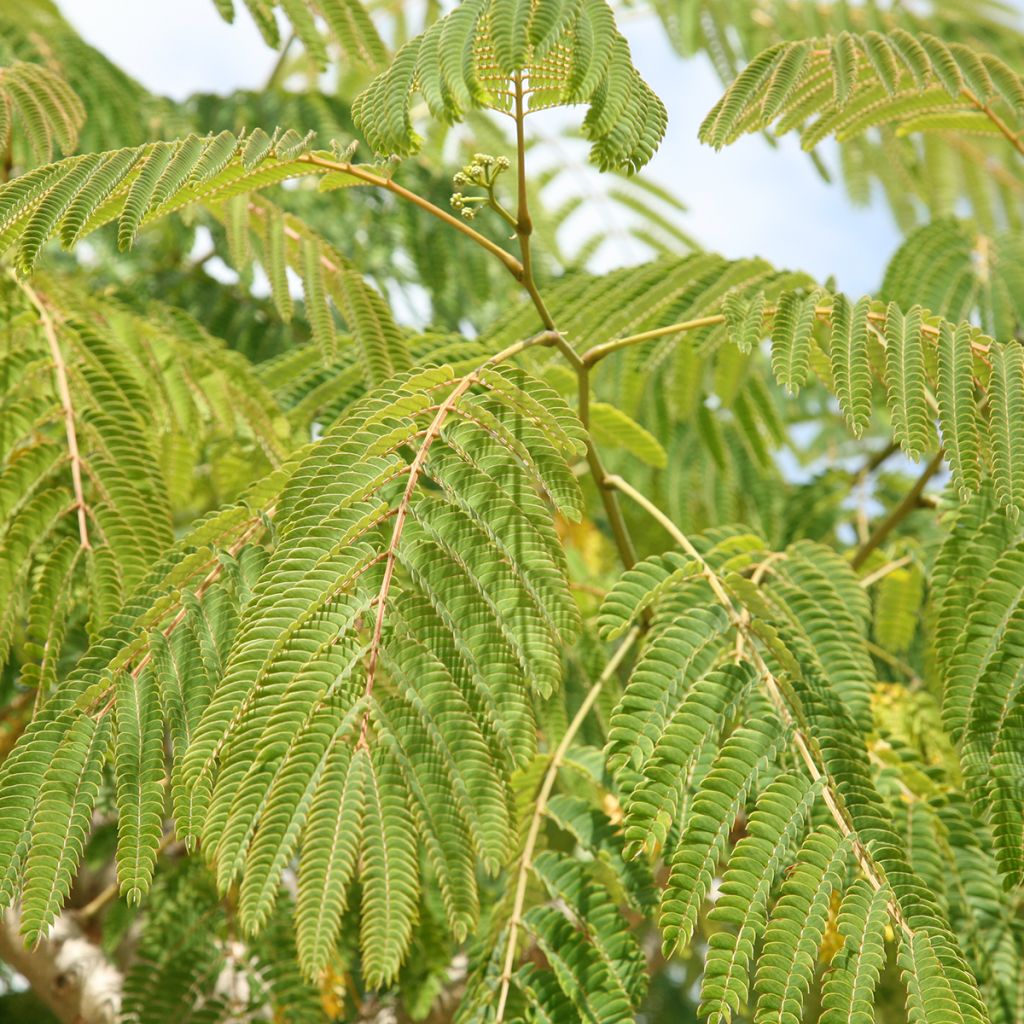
0;0;1021;1021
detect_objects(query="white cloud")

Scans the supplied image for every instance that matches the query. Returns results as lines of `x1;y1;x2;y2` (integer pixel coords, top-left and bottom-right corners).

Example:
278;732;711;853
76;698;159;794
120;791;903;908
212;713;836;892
56;2;902;292
624;17;902;295
59;0;276;100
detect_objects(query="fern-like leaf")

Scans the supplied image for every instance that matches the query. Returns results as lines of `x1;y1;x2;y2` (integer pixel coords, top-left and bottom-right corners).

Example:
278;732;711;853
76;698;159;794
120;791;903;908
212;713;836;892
659;713;783;955
770;290;818;395
937;321;981;496
0;61;85;167
752;827;850;1024
989;341;1024;519
21;712;112;944
821;880;890;1024
884;301;932;460
701;30;1024;158
296;742;366;979
699;771;820;1024
351;0;666;172
0;129;341;275
114;665;165;904
360;747;420;988
211;0;386;69
829;293;872;437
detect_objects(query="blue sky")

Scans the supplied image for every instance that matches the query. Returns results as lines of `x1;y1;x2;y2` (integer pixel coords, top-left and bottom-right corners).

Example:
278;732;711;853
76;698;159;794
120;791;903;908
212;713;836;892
59;0;903;295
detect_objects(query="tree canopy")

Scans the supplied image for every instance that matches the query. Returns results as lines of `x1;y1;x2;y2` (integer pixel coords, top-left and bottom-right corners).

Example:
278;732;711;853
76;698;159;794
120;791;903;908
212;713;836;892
0;2;1023;1023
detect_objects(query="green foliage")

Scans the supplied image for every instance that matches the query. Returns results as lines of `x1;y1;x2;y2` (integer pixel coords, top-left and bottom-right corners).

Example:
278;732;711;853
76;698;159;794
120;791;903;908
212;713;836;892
689;13;1024;230
882;220;1024;340
214;195;412;376
0;129;335;276
122;859;323;1024
0;4;1023;1024
591;522;993;1024
210;0;387;70
351;0;667;172
701;29;1024;151
0;61;84;166
0;277;285;701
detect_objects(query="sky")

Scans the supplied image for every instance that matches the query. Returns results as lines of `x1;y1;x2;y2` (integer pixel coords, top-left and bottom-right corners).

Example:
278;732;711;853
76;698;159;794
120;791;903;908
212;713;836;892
58;0;904;296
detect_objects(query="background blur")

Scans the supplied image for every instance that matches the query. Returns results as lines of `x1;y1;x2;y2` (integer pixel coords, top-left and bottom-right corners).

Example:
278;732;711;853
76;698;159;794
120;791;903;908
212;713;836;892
59;0;907;296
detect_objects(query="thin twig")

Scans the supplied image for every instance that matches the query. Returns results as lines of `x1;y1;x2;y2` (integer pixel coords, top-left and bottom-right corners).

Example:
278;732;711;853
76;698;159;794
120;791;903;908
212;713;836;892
851;451;943;570
494;626;641;1021
18;280;91;550
263;31;296;91
75;831;179;922
579;304;991;369
865;640;922;688
507;75;637;569
298;153;524;279
357;330;559;748
581;314;726;366
859;555;913;589
963;88;1024;159
857;440;901;479
604;473;913;936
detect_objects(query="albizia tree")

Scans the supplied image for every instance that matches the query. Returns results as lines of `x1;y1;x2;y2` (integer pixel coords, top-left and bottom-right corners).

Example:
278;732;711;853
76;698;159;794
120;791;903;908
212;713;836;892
0;1;1021;1022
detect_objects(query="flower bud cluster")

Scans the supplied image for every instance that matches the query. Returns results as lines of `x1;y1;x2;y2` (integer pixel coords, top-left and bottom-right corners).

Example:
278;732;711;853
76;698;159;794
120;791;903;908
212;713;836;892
449;154;511;219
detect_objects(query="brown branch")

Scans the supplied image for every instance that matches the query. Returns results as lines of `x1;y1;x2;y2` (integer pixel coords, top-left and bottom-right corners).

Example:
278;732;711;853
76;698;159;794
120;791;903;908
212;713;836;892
357;329;559;747
508;75;637;569
511;73;553;330
963;88;1024;160
18;280;91;550
297;153;524;279
850;450;943;570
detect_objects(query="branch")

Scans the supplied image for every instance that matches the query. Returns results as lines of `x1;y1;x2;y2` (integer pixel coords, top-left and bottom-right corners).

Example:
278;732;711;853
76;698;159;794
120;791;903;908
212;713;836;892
263;30;296;91
297;153;524;279
17;280;91;550
512;73;554;331
0;909;121;1024
75;831;180;923
963;88;1024;160
508;75;637;569
357;329;560;747
850;450;943;570
578;303;992;368
858;554;913;589
494;626;641;1021
581;314;726;367
865;639;923;688
855;440;900;479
